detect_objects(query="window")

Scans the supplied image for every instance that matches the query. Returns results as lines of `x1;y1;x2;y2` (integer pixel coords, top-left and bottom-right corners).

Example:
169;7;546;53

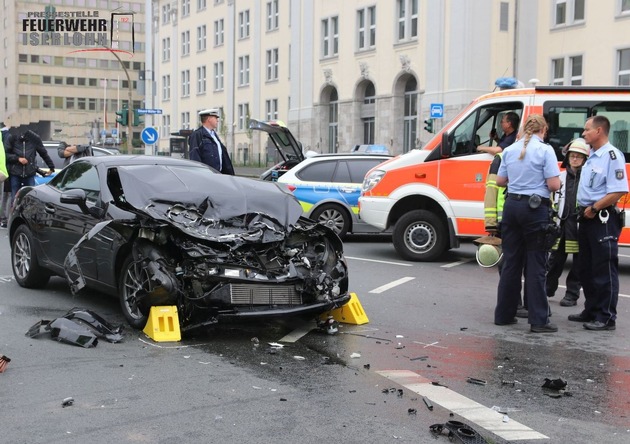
55;163;100;202
89;98;96;110
619;49;630;86
357;6;376;51
397;0;418;41
266;48;279;81
197;25;206;52
238;103;249;130
66;97;75;109
162;75;171;100
214;61;224;91
239;10;250;39
182;0;190;17
551;55;582;85
266;0;279;31
403;77;418;153
328;88;338;153
43;76;51;84
622;0;630;14
162;115;171;140
181;111;190;129
321;16;339;58
197;65;206;94
181;30;190;56
162;37;170;62
163;3;172;24
182;70;190;97
214;19;224;46
265;98;278;120
499;2;509;31
551;58;565;85
238;55;250;86
197;0;206;11
554;0;585;26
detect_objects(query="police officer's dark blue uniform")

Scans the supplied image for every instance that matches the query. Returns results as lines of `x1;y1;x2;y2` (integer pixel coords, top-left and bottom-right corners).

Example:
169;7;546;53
570;115;628;331
188;108;235;175
494;114;561;332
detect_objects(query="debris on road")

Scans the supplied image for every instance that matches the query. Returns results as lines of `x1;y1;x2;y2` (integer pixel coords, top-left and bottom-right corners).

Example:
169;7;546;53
466;377;487;386
430;420;489;443
408;408;417;415
25;308;123;348
423;397;434;411
542;378;567;390
350;352;361;358
0;355;10;373
61;397;74;408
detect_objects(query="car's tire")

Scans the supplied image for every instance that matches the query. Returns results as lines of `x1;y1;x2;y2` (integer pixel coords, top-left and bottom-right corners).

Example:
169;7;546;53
118;255;151;329
11;224;51;288
310;203;351;239
392;210;448;261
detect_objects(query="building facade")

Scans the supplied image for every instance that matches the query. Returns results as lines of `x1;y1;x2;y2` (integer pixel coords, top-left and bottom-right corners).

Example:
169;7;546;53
1;0;146;145
3;1;629;160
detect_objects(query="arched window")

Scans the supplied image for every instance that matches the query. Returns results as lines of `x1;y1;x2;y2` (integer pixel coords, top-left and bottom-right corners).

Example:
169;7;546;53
328;88;338;153
403;77;418;152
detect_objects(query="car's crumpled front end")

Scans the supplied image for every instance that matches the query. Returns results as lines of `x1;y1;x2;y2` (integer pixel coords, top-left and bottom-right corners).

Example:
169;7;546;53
110;165;350;330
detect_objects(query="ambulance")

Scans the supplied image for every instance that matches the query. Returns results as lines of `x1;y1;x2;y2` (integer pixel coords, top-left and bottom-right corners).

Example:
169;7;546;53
358;86;630;261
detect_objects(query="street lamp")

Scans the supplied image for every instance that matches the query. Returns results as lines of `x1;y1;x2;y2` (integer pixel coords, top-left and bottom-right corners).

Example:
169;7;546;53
102;46;134;154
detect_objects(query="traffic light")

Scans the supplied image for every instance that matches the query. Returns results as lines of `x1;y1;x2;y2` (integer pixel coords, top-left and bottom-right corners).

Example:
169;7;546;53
132;109;144;126
424;118;434;134
116;108;128;126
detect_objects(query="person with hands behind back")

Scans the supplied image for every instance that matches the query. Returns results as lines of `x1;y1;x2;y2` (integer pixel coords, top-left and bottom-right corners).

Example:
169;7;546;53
568;115;629;331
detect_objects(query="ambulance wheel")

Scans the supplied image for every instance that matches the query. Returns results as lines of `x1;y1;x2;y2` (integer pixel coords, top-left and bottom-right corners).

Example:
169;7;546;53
392;210;447;261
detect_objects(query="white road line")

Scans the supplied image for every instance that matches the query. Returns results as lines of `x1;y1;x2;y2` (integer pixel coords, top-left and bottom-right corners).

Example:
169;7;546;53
376;370;548;441
369;277;415;294
554;284;630;299
441;258;474;268
345;256;412;267
278;323;315;343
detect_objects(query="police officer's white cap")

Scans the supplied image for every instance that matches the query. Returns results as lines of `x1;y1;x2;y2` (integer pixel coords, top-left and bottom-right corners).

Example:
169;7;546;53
567;138;589;157
199;108;220;117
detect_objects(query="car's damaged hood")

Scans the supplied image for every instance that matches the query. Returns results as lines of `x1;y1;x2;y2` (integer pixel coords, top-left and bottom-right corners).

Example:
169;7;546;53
116;165;303;229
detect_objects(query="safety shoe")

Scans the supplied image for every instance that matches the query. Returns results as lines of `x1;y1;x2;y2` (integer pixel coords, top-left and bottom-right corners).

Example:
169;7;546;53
495;318;518;326
559;297;577;307
583;321;616;331
531;323;558;333
515;307;528;318
568;312;593;322
0;220;7;228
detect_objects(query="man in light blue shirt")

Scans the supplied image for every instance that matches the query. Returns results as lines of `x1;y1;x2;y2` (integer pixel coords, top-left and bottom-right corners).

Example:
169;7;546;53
569;115;628;331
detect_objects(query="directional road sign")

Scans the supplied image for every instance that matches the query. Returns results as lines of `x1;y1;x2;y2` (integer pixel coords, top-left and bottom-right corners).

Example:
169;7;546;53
141;127;159;145
430;103;444;119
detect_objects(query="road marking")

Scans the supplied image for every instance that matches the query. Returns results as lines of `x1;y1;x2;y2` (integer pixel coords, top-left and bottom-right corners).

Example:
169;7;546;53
412;340;447;349
279;323;315;343
345;256;412;267
441;258;474;268
0;276;12;283
376;370;548;441
369;277;415;294
554;284;630;299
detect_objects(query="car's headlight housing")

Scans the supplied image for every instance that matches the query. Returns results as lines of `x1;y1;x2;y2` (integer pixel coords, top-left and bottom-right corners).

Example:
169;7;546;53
362;170;385;192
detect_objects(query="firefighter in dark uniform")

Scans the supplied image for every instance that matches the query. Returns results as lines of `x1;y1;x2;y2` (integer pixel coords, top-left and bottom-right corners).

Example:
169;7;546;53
569;115;628;331
494;114;561;332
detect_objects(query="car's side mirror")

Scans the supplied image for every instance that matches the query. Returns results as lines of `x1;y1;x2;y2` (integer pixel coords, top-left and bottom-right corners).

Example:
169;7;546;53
60;189;90;214
440;132;452;158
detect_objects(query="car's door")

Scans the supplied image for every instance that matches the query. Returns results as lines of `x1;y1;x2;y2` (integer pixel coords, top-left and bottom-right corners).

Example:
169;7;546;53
36;162;102;280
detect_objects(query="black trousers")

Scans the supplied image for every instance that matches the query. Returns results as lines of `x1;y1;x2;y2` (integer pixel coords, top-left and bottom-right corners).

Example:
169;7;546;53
546;237;581;301
577;210;621;324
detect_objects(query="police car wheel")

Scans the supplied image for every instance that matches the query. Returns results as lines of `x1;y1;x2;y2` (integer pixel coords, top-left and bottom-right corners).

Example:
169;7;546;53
311;203;350;239
392;210;448;261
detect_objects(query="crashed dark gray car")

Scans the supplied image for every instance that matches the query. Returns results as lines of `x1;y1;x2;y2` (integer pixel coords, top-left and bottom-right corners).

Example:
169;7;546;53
9;156;350;332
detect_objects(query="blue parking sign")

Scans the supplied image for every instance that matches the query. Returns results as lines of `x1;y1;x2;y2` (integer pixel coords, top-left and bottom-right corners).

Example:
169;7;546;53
430;104;444;119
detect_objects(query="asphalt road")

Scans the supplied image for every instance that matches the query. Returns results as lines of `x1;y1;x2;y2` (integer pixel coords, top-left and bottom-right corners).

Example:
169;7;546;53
2;229;630;443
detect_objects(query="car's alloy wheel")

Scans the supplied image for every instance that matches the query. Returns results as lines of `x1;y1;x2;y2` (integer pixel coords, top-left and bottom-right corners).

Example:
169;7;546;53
11;225;50;288
119;255;151;329
311;204;350;239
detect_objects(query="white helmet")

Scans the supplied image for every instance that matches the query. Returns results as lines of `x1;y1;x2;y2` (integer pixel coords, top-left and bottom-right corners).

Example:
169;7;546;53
473;236;503;268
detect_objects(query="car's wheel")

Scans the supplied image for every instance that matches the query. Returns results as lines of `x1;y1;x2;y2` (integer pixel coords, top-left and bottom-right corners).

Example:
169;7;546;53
311;203;351;238
392;210;448;261
118;255;151;329
11;224;51;288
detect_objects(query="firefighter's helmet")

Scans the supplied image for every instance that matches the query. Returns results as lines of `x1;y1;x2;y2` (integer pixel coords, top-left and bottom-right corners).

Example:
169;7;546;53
473;236;503;268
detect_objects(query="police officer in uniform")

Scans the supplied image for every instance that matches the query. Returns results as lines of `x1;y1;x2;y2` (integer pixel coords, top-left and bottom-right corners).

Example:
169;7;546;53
188;108;235;175
494;114;561;332
568;115;628;331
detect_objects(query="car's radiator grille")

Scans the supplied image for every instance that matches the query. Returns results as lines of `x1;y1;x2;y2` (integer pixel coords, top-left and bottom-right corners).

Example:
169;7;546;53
230;284;302;306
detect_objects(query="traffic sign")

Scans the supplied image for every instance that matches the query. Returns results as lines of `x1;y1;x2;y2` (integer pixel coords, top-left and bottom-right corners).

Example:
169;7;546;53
141;127;159;145
430;103;444;119
100;129;106;136
136;109;163;115
111;128;118;136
